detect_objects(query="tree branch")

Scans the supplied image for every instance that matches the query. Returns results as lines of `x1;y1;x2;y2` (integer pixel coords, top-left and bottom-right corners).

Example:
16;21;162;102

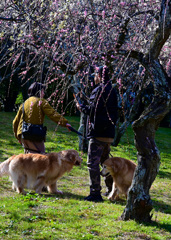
0;17;25;22
148;0;171;59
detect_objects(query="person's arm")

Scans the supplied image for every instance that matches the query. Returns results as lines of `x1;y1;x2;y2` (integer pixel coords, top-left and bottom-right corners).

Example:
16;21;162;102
12;104;22;140
41;99;69;127
75;88;100;115
76;101;92;115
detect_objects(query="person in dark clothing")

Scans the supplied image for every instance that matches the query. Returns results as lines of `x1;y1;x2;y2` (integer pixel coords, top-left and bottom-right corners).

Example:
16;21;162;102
76;66;118;202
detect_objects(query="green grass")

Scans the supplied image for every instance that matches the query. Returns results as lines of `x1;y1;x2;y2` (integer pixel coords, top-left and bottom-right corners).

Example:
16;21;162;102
0;112;170;240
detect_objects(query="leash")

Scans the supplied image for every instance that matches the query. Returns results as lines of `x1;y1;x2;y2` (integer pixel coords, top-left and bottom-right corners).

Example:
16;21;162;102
67;126;87;139
24;147;42;154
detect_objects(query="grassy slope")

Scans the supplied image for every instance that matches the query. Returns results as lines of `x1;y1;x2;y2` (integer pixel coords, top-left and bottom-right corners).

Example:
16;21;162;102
0;112;170;240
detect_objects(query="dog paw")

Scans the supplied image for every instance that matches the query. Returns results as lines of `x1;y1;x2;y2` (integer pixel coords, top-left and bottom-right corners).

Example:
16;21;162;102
16;188;26;194
108;196;115;202
51;189;63;195
56;190;63;195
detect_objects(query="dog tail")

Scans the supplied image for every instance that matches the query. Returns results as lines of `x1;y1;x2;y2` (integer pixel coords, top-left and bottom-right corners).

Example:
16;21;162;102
0;155;15;177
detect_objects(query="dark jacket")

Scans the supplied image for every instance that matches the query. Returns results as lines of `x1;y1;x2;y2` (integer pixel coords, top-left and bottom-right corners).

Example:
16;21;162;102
80;82;118;139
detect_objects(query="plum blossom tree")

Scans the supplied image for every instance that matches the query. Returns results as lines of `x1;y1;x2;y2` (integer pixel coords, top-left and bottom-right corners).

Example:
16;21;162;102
0;0;170;222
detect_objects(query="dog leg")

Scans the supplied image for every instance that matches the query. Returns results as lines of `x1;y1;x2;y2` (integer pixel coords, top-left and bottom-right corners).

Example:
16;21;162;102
108;182;119;201
16;175;27;194
10;171;26;194
121;184;129;199
16;187;26;194
113;189;120;201
34;176;46;194
48;182;63;194
9;176;17;191
12;182;17;191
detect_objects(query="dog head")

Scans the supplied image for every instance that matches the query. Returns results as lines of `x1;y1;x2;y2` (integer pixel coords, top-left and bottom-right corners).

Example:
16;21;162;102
62;150;82;166
101;157;118;176
100;164;111;177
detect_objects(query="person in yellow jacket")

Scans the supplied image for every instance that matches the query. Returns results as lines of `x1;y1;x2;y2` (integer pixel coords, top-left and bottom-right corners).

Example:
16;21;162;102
13;82;71;153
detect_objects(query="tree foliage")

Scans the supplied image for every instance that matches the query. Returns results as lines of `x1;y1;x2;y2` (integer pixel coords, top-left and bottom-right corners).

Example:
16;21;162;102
0;1;170;110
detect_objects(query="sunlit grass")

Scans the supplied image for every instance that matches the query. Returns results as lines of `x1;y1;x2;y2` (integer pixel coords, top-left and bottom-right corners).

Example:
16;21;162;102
0;112;170;239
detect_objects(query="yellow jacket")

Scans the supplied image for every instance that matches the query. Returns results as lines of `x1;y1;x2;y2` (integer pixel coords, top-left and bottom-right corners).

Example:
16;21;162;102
13;97;68;140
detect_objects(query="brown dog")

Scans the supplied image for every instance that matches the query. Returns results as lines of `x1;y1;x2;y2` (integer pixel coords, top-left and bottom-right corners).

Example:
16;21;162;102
0;150;82;194
102;157;136;201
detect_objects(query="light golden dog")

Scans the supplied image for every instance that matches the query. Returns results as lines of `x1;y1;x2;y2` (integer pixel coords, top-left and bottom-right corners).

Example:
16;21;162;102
0;150;82;194
101;157;136;201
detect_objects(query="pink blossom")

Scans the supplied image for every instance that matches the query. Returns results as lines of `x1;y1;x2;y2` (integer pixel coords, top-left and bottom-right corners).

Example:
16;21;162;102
25;34;32;38
12;53;21;66
102;10;105;19
20;71;27;76
117;78;123;90
120;2;125;6
166;59;171;76
84;10;87;18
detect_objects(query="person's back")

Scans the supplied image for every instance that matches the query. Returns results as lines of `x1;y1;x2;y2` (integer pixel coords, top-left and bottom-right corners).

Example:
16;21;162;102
13;82;70;154
88;82;117;139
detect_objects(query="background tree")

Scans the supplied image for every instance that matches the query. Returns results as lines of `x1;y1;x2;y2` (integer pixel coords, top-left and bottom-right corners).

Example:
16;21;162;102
0;0;170;222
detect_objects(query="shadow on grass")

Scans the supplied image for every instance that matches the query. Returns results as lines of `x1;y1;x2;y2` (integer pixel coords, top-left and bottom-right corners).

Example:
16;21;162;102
152;199;171;214
108;198;127;206
39;191;85;201
142;220;171;234
40;192;128;205
158;170;171;179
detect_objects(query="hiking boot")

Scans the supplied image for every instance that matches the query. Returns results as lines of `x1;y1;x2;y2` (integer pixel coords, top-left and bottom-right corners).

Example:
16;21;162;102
84;194;104;202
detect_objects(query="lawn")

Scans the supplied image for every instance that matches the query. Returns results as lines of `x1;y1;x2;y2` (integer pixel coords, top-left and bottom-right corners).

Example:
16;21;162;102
0;112;170;240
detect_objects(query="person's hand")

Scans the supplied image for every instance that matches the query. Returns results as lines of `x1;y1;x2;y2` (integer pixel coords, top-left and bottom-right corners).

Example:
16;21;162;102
76;102;81;111
66;123;72;131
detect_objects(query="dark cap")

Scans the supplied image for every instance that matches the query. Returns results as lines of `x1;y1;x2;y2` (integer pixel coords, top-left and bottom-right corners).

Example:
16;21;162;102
28;82;46;97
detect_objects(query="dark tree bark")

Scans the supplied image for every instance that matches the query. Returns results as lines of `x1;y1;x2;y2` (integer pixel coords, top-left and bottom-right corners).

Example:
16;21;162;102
121;0;171;222
121;98;170;222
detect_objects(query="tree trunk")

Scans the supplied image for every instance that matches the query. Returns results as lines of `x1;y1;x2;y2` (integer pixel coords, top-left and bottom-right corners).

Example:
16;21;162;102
121;98;170;222
78;112;88;152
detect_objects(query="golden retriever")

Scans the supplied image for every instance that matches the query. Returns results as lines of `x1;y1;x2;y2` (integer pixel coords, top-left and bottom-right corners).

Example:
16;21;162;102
0;150;82;194
101;157;136;201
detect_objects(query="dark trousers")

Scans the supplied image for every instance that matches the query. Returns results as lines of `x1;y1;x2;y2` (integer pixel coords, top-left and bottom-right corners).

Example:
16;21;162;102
87;138;113;195
20;137;45;154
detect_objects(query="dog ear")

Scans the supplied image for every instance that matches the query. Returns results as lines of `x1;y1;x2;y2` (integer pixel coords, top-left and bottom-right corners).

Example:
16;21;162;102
103;158;113;167
65;151;76;164
64;150;81;166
